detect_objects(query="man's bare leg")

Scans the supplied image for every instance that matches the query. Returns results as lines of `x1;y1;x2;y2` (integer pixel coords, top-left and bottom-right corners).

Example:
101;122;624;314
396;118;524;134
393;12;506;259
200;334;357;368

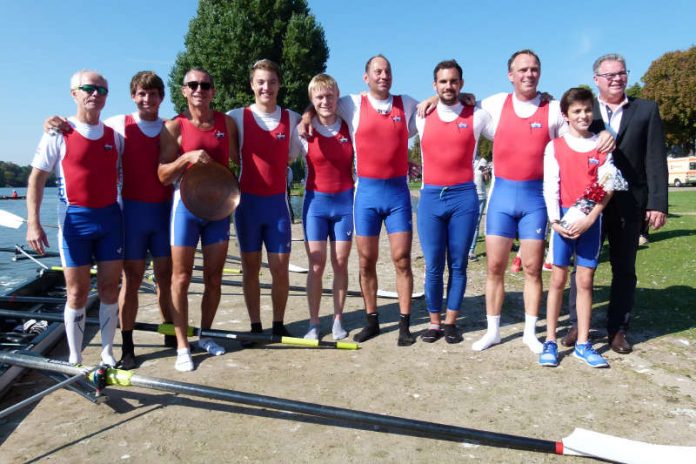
389;231;415;346
472;235;512;351
330;240;351;340
95;259;123;365
170;246;195;371
152;256;174;324
519;238;545;353
197;241;228;356
304;240;327;339
241;251;262;324
63;265;94;364
353;235;380;342
268;251;291;335
118;259;146;368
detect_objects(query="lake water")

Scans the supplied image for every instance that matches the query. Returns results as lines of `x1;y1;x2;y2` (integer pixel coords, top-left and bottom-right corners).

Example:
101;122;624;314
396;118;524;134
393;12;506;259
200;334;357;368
0;187;61;291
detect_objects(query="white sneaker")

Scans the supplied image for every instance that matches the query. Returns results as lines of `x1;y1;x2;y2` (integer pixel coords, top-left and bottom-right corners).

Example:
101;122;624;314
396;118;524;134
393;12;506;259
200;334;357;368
332;318;348;340
175;348;194;372
304;324;320;340
197;338;225;356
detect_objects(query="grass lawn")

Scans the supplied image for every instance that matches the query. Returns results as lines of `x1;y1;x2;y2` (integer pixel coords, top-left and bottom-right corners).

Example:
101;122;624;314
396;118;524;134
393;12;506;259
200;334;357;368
589;190;696;342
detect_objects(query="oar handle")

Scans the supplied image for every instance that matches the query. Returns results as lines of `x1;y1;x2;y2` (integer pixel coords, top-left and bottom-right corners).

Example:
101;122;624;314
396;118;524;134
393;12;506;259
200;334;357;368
155;324;360;350
280;336;359;350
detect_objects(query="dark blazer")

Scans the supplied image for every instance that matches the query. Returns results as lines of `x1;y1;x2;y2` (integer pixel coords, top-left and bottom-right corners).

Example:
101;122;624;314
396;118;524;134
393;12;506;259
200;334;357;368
590;97;668;219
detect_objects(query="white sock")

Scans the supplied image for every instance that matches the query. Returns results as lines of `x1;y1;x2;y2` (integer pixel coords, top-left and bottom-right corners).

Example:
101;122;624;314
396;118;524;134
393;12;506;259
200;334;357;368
331;317;348;340
332;317;347;340
99;302;119;365
175;348;194;372
304;324;320;340
198;337;225;356
472;315;501;351
64;306;86;364
523;314;543;354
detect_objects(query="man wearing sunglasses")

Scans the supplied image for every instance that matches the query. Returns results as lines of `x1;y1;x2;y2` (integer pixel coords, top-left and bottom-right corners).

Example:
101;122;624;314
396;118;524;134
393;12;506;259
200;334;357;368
159;67;240;372
27;70;123;367
42;71;176;371
226;59;302;342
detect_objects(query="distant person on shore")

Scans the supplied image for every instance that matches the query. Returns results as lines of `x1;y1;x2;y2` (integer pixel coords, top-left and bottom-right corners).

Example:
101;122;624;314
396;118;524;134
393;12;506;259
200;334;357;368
43;71;176;370
416;60;491;344
469;156;490;261
159;67;239;372
27;70;123;366
226;59;302;341
11;190;18;198
296;73;354;340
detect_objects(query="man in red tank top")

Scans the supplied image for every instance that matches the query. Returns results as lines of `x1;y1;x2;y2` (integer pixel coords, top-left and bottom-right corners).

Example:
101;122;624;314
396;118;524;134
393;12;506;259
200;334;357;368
159;68;240;372
27;70;123;367
227;59;303;342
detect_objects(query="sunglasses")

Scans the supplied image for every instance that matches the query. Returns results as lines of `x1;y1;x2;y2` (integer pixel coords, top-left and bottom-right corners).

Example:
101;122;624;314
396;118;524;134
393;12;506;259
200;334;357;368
185;81;213;91
77;84;108;96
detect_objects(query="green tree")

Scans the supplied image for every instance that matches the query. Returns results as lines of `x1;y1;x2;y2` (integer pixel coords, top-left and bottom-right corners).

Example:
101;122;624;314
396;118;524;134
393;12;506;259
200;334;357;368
641;46;696;153
477;138;493;161
626;82;642;99
408;135;421;164
169;0;329;114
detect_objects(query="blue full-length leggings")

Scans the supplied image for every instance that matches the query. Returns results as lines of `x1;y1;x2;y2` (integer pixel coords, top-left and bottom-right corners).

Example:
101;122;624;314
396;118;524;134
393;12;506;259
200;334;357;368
417;182;478;313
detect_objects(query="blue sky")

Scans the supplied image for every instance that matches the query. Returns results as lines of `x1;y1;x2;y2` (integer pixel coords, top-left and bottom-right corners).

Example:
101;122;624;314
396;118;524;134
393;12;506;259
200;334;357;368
0;0;694;164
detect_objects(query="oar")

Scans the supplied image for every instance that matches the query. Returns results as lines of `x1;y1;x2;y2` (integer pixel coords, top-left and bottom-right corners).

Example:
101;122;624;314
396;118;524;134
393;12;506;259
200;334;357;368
4;352;694;462
376;289;425;299
0;246;60;259
0;209;57;229
49;266;97;275
192;265;243;275
0;309;358;350
288;263;308;273
0;295;75;305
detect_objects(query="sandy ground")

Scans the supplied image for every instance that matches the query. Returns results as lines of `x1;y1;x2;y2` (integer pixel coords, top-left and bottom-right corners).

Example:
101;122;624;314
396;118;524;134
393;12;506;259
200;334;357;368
1;210;695;463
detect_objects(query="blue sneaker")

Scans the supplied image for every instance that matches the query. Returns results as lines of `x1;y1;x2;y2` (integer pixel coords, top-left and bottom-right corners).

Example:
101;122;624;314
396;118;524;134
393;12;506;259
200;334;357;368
539;341;558;367
573;342;609;368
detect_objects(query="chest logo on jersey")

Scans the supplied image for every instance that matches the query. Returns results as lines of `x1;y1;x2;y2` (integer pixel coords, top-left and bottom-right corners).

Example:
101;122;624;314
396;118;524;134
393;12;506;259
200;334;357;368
339;136;350;143
104;144;113;151
530;122;543;129
457;122;469;129
588;157;600;165
391;115;402;123
215;130;225;139
276;133;287;140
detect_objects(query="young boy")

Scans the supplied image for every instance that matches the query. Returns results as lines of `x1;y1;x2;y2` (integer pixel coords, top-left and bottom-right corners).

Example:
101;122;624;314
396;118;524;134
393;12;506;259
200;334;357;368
540;87;619;368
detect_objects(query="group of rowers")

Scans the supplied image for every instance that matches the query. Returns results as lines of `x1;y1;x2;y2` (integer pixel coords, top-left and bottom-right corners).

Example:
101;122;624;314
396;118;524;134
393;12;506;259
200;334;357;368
25;49;668;372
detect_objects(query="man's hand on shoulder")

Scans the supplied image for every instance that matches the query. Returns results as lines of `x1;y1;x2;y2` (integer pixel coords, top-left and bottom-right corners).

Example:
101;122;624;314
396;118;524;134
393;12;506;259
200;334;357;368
416;96;438;118
539;92;554;103
460;92;476;106
44;116;70;135
298;105;315;138
596;130;616;153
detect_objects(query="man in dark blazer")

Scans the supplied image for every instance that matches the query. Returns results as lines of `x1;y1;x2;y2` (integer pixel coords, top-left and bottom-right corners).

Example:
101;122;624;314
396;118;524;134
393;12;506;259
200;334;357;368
562;53;668;353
